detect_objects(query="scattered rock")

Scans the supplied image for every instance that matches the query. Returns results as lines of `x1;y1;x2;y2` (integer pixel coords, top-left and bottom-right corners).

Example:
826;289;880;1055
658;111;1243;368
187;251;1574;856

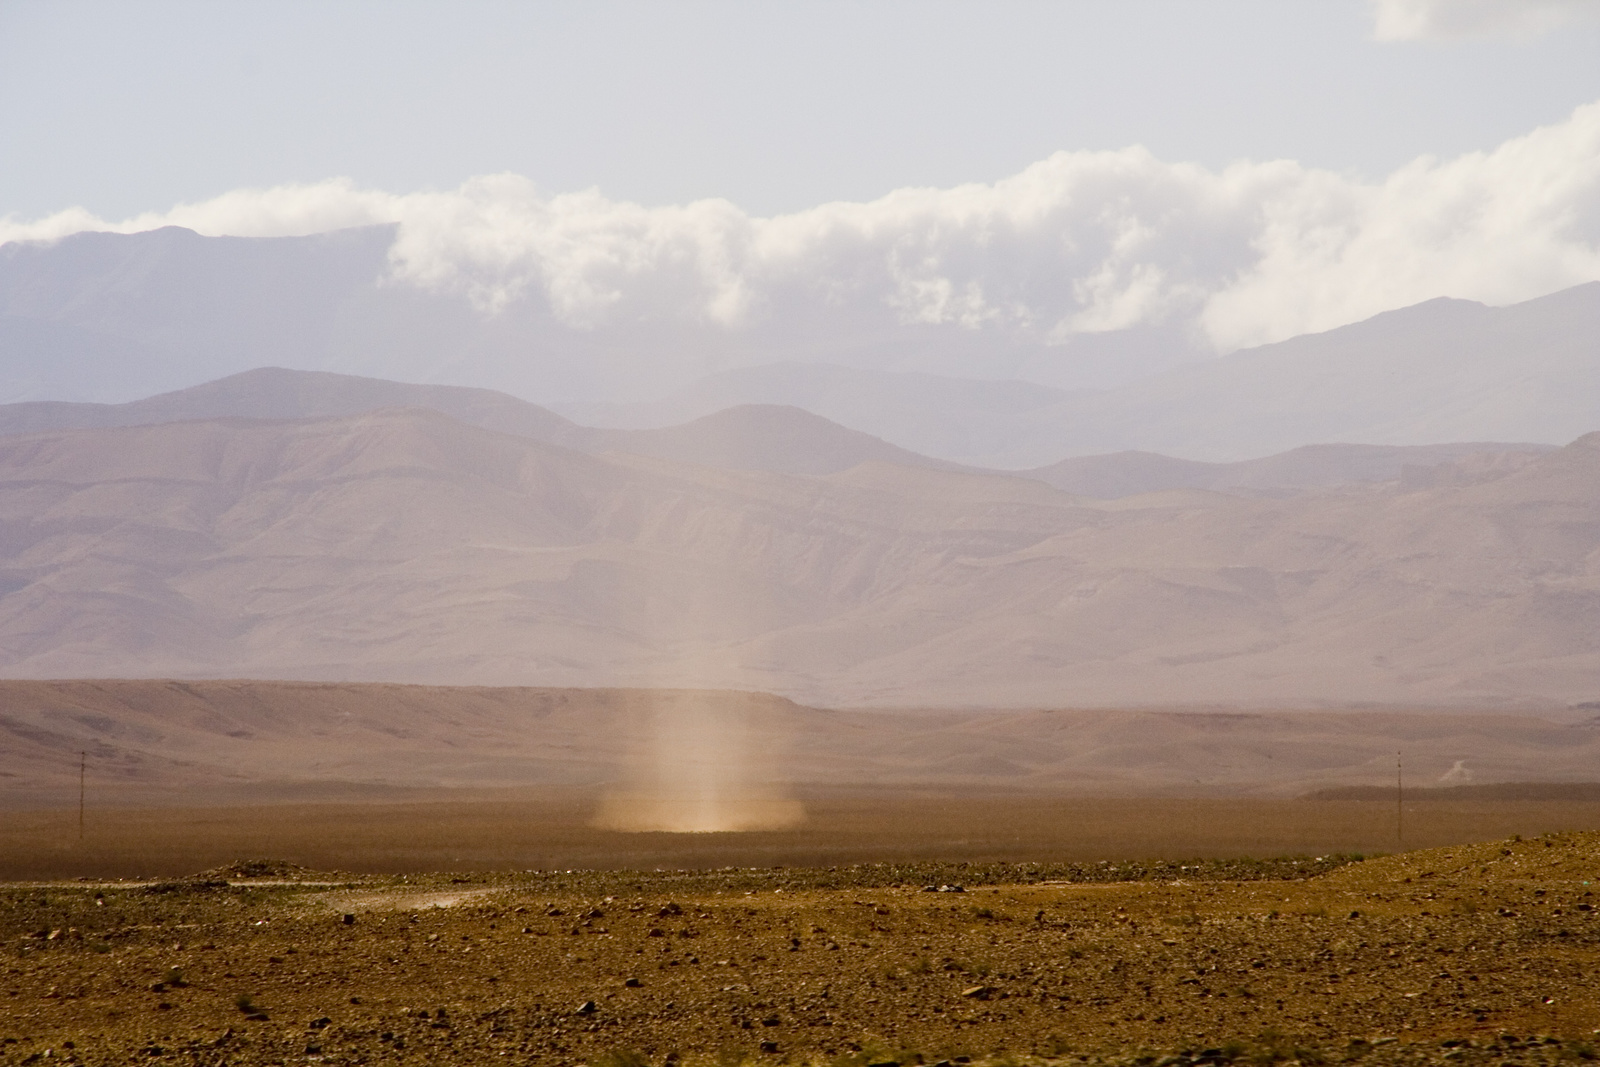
142;879;229;895
200;859;314;880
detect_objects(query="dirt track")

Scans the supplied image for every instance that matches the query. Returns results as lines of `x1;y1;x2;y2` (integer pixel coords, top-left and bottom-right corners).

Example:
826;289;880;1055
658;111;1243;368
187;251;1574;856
4;834;1600;1066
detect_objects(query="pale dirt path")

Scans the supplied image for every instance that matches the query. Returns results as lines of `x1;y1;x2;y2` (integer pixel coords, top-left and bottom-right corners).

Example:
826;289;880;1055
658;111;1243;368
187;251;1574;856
320;886;503;912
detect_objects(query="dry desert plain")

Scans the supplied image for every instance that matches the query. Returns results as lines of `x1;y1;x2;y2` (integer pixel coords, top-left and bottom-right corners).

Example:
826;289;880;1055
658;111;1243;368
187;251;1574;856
4;837;1600;1067
5;685;1600;1064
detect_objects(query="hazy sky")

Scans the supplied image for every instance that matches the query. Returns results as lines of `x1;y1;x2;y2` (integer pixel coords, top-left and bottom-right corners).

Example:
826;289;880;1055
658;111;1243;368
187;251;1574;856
4;0;1600;220
2;0;1598;384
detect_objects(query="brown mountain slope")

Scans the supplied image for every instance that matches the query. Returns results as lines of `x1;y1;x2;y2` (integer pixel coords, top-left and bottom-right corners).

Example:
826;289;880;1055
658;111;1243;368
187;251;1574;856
0;410;1595;705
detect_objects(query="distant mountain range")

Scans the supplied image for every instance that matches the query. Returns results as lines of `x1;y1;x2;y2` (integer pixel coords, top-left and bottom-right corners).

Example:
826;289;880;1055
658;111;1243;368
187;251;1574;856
3;225;1597;463
0;399;1593;706
0;367;963;477
2;226;1595;708
561;284;1600;465
0;366;1550;495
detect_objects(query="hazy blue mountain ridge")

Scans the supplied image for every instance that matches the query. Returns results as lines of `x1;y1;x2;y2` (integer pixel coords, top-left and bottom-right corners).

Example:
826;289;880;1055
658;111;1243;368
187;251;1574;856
3;226;1596;463
0;366;1553;496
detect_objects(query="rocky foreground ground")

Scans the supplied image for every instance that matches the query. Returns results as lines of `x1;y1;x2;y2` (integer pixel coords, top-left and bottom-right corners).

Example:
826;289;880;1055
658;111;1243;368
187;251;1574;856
3;835;1599;1066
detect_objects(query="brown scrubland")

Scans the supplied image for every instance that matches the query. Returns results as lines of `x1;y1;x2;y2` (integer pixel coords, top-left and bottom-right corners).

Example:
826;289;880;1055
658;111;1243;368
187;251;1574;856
4;834;1600;1066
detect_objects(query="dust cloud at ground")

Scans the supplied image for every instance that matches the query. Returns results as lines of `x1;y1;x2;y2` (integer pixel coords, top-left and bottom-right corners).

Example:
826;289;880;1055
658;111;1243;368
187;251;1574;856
590;575;807;834
591;695;805;832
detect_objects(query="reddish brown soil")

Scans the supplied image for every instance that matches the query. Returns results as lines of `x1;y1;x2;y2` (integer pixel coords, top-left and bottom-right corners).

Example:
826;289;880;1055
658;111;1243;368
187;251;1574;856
4;834;1600;1066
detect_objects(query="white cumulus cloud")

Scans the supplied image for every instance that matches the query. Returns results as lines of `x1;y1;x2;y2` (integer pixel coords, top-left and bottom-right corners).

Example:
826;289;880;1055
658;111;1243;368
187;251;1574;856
1370;0;1600;41
4;101;1600;355
0;178;403;246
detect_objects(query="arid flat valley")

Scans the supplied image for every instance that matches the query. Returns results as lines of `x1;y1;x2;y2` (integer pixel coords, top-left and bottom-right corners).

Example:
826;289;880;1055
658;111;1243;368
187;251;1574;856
6;835;1600;1066
6;682;1600;1064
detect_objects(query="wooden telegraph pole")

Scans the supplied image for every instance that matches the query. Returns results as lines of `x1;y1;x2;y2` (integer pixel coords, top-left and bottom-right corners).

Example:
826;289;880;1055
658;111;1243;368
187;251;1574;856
1396;750;1403;847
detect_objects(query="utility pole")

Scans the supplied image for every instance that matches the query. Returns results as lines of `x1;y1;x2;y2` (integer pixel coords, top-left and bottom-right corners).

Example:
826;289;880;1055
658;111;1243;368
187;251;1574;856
79;751;85;840
1396;750;1403;847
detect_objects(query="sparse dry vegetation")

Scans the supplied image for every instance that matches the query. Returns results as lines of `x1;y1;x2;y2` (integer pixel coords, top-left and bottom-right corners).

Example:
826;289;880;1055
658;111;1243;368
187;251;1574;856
4;832;1600;1065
